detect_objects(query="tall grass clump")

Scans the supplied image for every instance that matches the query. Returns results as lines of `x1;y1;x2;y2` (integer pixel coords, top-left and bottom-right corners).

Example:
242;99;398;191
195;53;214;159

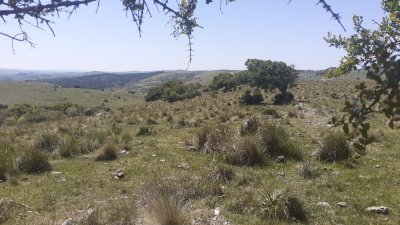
260;188;307;222
319;131;351;162
258;124;303;160
18;146;51;173
142;178;189;225
0;144;15;181
226;137;264;166
95;143;118;161
240;117;260;136
34;131;61;152
193;125;230;153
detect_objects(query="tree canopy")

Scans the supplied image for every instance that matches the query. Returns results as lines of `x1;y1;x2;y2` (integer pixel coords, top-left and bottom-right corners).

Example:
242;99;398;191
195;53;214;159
145;80;201;102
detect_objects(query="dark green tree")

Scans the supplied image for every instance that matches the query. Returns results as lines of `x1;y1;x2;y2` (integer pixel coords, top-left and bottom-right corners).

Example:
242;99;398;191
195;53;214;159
245;59;298;104
145;80;201;102
209;73;237;92
325;0;400;152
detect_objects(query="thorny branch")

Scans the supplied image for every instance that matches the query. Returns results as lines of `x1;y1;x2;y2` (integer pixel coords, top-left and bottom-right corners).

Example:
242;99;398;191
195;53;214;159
0;0;344;62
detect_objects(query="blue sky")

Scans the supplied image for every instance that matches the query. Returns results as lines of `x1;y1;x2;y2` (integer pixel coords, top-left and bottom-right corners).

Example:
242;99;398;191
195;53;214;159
0;0;382;71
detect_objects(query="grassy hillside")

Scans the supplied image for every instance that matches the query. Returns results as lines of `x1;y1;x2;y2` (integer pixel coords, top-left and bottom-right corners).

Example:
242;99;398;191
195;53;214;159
0;79;398;225
0;81;142;108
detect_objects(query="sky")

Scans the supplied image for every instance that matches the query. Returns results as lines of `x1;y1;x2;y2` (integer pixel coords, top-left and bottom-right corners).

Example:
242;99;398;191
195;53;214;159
0;0;383;72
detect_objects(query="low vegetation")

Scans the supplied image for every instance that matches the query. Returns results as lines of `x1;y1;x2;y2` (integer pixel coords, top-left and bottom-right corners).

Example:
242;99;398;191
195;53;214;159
0;77;399;225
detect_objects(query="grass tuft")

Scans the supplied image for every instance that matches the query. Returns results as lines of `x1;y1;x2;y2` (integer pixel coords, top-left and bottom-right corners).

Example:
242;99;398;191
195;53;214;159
18;146;52;173
95;143;118;161
319;131;351;162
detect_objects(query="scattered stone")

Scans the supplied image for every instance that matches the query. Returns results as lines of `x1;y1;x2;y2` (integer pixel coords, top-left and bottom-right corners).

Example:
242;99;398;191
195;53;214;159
81;155;89;159
51;171;62;176
186;145;196;151
337;202;347;208
178;163;190;170
120;149;129;155
151;154;156;157
159;159;166;163
214;207;221;216
375;164;380;168
59;179;67;182
61;218;76;225
295;132;304;137
277;171;285;177
317;202;331;208
366;206;389;214
113;169;124;179
276;155;285;164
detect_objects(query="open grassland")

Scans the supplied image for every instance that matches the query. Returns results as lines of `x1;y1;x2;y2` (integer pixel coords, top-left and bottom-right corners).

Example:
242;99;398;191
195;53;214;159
0;81;142;108
0;80;399;225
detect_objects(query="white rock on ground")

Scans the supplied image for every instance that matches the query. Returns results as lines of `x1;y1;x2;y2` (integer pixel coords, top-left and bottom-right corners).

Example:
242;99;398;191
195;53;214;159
366;206;389;214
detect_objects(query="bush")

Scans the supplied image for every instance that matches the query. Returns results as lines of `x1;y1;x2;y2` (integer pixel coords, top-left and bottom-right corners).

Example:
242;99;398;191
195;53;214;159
260;189;307;222
34;132;61;152
213;165;234;182
319;131;351;162
95;143;118;161
226;137;264;166
297;160;320;179
18;146;52;173
273;92;294;105
145;80;201;102
240;89;264;105
262;108;281;118
258;123;303;160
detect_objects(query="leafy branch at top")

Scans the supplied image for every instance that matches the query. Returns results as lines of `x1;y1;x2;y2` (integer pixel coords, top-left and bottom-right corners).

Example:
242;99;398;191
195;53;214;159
325;0;400;153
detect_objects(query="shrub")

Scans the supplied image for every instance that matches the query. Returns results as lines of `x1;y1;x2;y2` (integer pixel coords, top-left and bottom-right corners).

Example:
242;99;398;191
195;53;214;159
95;143;118;161
273;92;294;105
59;135;79;157
319;131;351;162
260;189;307;222
145;80;201;102
142;178;189;225
258;123;303;160
239;89;264;105
0;144;15;181
18;146;52;173
34;131;61;152
226;137;264;166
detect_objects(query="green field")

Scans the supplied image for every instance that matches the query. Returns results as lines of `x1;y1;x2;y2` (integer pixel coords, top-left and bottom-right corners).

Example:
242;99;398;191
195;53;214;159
0;79;399;225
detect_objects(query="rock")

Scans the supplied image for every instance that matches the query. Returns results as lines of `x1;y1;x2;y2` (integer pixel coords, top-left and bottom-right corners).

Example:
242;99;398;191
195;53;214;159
151;154;156;157
178;163;189;170
59;179;67;182
186;145;196;151
375;164;380;168
276;155;285;164
51;171;62;176
366;206;389;214
61;218;76;225
159;159;166;163
277;171;285;177
337;202;347;208
317;202;331;208
113;169;124;179
214;207;221;216
120;149;129;154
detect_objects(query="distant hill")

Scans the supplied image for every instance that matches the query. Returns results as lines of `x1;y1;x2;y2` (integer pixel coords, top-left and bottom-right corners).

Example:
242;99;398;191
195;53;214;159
38;71;164;90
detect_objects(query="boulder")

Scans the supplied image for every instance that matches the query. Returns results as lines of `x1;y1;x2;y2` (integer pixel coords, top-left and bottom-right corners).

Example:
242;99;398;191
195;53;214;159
366;206;389;214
